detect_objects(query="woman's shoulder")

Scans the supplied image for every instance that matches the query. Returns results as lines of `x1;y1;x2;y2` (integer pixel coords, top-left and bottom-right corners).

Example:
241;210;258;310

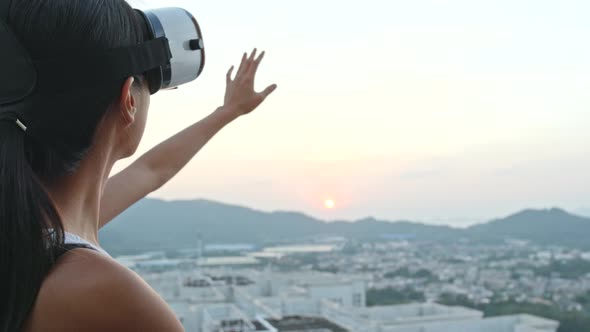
24;248;185;332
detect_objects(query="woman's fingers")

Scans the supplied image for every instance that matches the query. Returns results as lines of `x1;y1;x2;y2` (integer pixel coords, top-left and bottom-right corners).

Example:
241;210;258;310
241;48;257;77
232;49;271;94
236;52;248;77
235;49;257;80
252;51;265;73
226;66;234;84
248;48;258;62
260;84;278;99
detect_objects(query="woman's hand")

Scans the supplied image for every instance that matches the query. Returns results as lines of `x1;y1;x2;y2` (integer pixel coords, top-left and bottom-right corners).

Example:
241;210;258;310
223;48;277;117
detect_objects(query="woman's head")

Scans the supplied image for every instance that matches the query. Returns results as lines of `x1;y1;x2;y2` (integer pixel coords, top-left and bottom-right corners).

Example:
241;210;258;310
1;0;150;330
9;0;151;179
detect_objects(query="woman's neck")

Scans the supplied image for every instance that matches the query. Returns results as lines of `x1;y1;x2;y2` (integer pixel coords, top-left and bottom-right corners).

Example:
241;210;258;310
45;141;118;246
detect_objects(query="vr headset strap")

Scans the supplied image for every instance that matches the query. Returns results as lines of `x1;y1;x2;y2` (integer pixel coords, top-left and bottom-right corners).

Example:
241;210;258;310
1;1;174;102
33;37;171;92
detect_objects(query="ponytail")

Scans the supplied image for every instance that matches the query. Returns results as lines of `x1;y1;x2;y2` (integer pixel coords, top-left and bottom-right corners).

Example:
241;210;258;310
1;0;150;329
0;119;64;331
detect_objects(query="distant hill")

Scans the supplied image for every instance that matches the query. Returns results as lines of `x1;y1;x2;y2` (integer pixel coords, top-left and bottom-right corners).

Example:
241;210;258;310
466;208;590;249
99;199;590;255
98;199;456;255
576;209;590;218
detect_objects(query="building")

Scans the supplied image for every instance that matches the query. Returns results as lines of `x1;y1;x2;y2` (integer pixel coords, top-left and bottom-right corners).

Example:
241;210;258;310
122;260;559;332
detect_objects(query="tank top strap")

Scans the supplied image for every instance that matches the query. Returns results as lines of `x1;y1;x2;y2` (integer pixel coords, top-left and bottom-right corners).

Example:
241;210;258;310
53;243;98;260
63;232;111;257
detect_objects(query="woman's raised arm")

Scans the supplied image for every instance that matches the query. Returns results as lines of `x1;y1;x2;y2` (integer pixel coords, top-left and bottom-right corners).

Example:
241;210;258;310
99;49;277;228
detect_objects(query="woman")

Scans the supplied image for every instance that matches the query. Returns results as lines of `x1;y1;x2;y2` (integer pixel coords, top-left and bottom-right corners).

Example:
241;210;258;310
0;0;276;331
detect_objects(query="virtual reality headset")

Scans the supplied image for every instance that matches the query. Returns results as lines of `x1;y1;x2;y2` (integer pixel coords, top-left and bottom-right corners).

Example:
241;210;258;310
0;1;205;105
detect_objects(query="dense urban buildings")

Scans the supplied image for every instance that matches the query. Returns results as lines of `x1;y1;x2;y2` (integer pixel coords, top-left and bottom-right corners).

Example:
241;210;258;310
114;237;590;331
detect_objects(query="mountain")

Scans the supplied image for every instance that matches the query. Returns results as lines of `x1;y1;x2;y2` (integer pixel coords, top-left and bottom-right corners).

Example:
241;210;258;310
466;208;590;249
576;209;590;218
99;199;590;255
98;199;456;255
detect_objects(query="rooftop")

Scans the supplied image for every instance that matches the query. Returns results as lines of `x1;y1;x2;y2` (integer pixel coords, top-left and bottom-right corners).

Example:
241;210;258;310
254;316;349;332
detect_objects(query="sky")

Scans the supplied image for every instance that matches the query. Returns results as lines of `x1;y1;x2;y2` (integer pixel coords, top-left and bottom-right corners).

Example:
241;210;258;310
120;0;590;226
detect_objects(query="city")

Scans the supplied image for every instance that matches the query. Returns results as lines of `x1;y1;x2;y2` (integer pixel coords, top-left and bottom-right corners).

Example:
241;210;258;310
112;236;590;331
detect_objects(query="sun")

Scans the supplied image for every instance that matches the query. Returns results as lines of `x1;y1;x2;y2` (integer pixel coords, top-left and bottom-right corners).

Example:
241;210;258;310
324;199;336;209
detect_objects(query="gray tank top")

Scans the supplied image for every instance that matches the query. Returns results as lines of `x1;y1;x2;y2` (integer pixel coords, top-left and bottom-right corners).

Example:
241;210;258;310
63;232;111;257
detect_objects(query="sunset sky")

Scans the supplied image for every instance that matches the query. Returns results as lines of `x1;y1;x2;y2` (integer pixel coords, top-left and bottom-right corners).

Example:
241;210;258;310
122;0;590;226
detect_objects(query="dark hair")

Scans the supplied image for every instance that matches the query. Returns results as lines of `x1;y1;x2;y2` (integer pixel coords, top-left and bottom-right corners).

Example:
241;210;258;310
0;1;145;330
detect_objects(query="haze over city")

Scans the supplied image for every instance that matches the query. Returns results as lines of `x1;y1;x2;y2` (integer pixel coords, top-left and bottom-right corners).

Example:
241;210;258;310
122;0;590;225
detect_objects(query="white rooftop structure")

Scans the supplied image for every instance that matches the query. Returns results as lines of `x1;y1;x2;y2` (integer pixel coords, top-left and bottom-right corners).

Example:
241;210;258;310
120;258;559;332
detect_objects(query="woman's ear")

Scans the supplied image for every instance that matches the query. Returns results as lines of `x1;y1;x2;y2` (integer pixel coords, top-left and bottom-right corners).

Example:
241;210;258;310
119;77;137;126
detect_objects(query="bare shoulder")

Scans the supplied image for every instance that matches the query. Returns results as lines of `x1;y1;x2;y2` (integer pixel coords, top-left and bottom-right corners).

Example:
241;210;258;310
25;248;184;332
